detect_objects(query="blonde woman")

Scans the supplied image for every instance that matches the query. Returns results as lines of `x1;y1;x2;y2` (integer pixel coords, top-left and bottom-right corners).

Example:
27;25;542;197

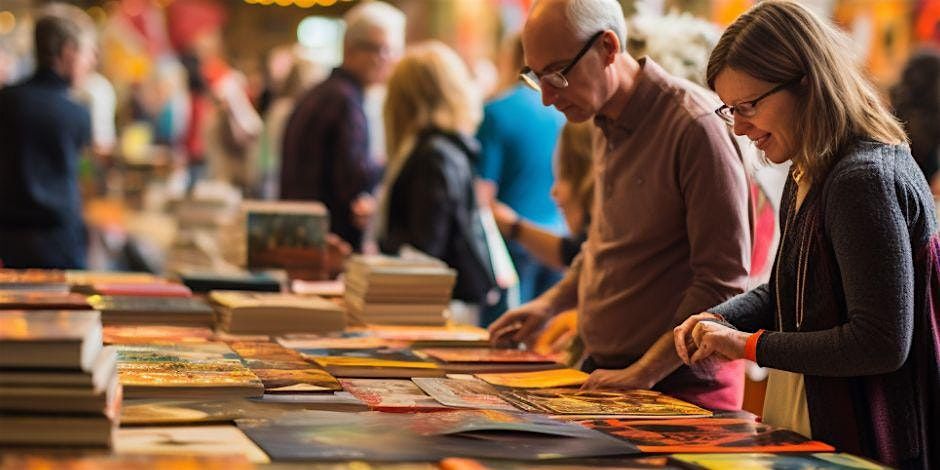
376;41;496;310
673;1;939;467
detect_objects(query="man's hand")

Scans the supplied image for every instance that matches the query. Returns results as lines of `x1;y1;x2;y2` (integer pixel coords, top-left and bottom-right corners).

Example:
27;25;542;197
488;298;553;348
350;193;376;230
581;364;655;391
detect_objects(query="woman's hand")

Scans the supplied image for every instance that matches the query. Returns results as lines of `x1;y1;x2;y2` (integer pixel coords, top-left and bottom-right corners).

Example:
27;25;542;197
675;314;750;365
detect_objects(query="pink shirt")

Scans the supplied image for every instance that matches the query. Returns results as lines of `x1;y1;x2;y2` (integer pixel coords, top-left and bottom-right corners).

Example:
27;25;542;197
545;58;751;409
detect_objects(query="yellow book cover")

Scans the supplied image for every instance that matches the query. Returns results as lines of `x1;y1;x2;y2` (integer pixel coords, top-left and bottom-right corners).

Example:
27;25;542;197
475;368;589;388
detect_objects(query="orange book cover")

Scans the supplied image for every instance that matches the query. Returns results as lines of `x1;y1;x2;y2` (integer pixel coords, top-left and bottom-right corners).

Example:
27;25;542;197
582;417;834;453
475;368;589;388
418;347;555;364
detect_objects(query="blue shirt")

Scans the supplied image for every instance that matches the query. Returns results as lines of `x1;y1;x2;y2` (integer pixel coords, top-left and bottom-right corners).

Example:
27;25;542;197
476;85;566;233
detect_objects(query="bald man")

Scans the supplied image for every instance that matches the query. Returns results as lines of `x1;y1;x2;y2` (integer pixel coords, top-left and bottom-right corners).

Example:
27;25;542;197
489;0;751;410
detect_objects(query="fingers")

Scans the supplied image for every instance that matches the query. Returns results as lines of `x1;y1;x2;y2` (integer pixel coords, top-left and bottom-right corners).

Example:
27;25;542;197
689;336;715;364
513;315;542;344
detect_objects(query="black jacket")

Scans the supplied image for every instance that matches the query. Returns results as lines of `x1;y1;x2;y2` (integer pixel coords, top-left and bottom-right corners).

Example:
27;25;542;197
379;129;496;303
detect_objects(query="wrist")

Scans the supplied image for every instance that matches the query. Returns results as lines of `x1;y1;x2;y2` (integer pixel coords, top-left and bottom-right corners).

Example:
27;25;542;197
508;217;522;240
744;329;765;362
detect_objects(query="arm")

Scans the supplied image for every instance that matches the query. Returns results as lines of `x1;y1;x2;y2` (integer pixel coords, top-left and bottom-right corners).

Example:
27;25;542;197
492;202;566;269
755;166;915;376
488;251;583;346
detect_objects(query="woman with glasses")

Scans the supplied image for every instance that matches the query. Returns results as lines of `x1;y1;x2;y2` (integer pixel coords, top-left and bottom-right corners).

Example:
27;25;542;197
673;1;939;468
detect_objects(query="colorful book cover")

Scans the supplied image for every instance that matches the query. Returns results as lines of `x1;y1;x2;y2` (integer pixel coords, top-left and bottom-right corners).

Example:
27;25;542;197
228;341;341;392
103;325;214;345
277;335;398;350
0;292;90;310
418;348;555;364
580;417;833;453
339;378;453;412
88;282;193;297
244;200;329;281
0;268;67;286
0;454;255;470
411;377;516;411
475;368;589;388
500;388;711;418
669;452;891;469
116;343;263;399
301;348;442;371
236;409;638;461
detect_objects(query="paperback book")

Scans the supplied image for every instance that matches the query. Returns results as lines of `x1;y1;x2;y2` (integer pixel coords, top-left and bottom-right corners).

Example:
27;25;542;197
228;341;341;392
499;388;712;419
475;368;589;389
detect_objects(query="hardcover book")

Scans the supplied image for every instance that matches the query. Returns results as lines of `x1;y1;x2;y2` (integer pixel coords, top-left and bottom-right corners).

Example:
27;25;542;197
88;295;214;327
581;417;834;453
114;425;270;463
0;454;255;470
228;341;341;392
0;310;103;371
0;291;91;310
244;200;329;281
475;368;589;389
0;268;68;292
500;388;712;419
116;343;264;399
209;291;345;335
103;325;215;345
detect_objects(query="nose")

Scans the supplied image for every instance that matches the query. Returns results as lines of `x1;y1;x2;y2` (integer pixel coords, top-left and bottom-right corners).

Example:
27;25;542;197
550;181;560;202
541;84;559;107
732;115;751;136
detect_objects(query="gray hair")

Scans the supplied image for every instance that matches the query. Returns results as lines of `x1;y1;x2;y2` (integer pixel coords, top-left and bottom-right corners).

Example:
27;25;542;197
565;0;628;52
343;1;406;52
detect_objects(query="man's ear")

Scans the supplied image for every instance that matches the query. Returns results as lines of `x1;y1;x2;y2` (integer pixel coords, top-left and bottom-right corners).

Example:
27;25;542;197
600;31;619;66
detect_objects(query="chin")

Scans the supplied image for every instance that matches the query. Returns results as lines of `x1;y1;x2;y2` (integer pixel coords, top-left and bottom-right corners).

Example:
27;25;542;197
561;108;592;123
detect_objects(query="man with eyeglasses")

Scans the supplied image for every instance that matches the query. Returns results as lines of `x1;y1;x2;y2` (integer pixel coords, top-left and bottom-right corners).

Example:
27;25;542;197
489;0;751;410
280;1;405;252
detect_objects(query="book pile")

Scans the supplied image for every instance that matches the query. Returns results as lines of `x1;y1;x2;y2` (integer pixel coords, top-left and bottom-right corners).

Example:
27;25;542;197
209;291;346;335
87;295;215;327
343;254;457;326
0;310;120;447
0;268;68;293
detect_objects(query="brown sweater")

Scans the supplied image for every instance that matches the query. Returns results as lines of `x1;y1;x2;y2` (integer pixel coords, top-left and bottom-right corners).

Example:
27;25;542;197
543;58;751;369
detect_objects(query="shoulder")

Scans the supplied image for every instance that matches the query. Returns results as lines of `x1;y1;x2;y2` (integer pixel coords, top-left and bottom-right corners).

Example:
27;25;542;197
823;142;934;222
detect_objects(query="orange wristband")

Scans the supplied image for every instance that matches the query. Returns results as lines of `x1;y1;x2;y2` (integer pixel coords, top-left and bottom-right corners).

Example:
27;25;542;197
744;329;765;362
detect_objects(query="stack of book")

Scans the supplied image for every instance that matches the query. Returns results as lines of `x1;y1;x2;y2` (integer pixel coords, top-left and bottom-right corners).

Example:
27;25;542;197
0;268;69;293
209;291;346;335
343;255;457;326
0;310;120;447
87;295;215;327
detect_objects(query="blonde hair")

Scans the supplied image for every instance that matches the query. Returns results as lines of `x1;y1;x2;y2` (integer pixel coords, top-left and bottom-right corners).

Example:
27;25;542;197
383;41;482;165
373;41;482;241
555;121;595;221
706;0;907;182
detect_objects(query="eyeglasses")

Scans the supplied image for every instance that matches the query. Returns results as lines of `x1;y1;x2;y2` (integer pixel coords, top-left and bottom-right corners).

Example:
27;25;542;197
715;77;802;123
519;31;605;92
